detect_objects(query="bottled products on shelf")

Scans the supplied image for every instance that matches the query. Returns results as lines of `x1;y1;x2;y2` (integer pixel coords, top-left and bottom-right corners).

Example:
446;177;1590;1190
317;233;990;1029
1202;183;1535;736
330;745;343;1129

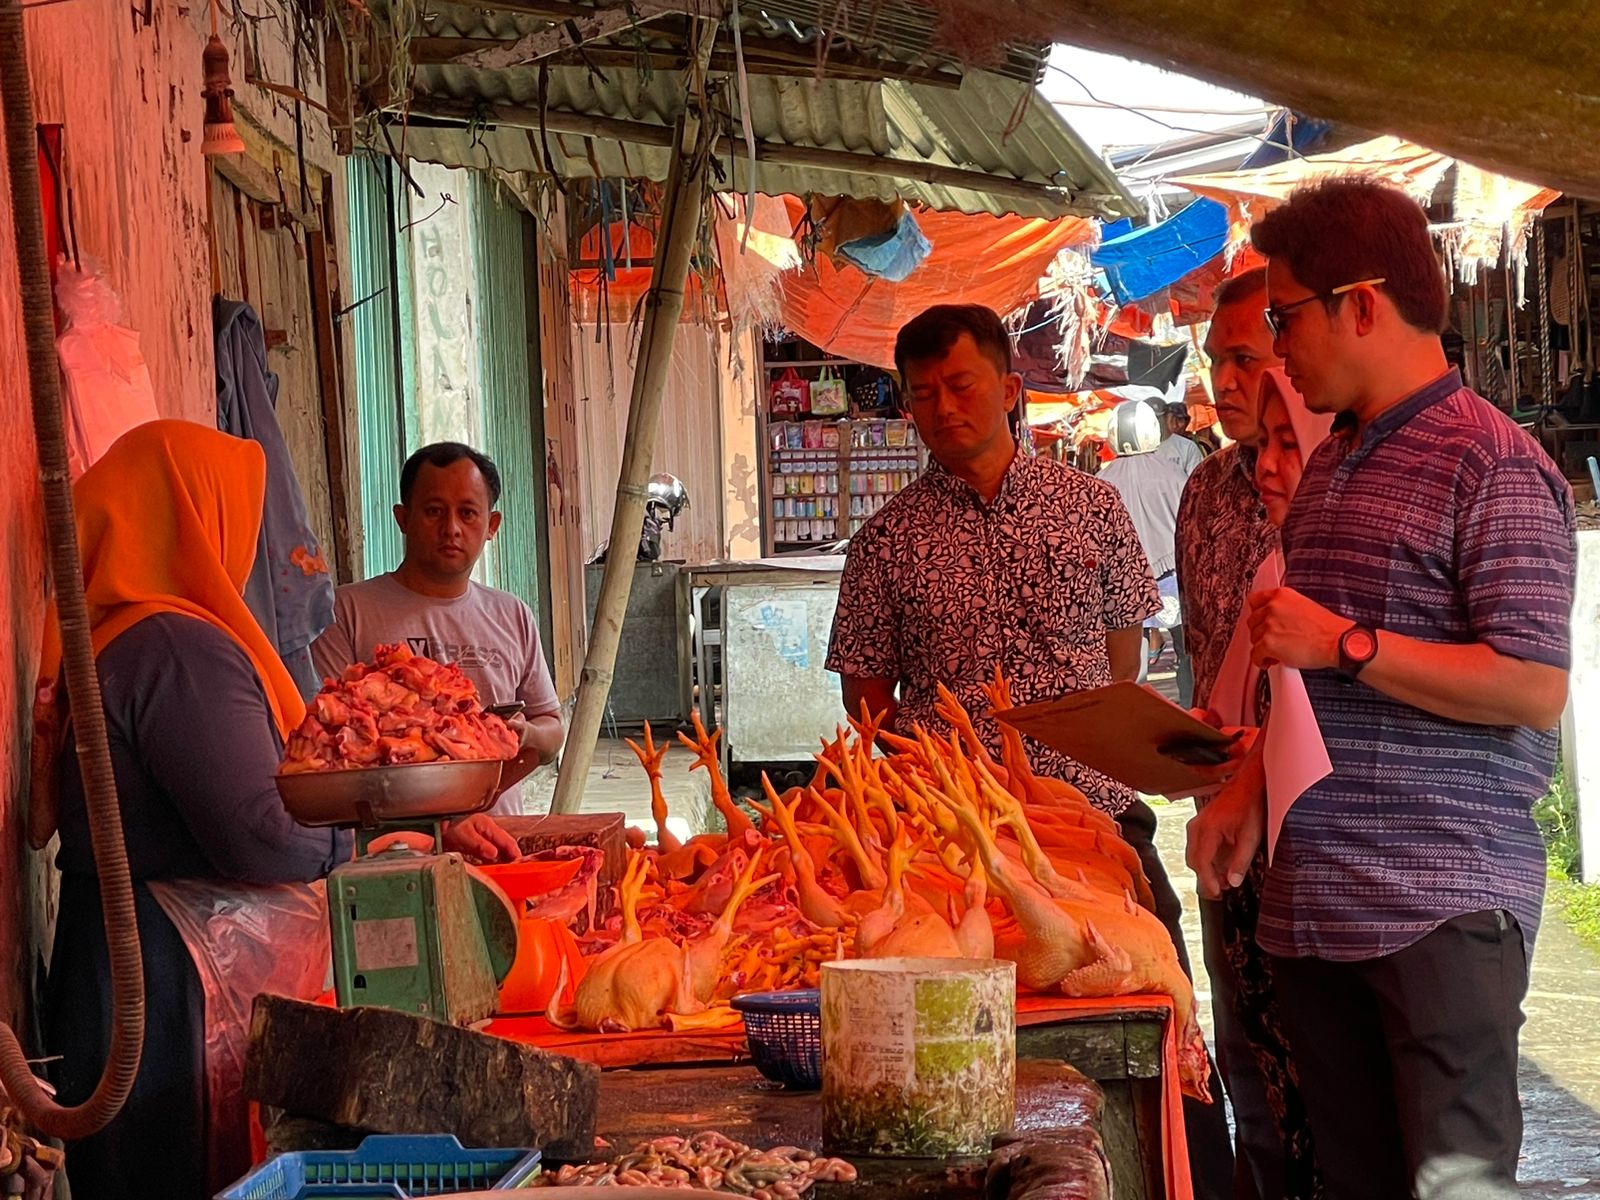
765;418;924;547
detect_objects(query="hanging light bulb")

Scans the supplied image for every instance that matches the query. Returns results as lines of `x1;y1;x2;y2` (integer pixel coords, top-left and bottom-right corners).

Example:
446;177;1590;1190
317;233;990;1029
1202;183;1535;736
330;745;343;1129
201;33;246;157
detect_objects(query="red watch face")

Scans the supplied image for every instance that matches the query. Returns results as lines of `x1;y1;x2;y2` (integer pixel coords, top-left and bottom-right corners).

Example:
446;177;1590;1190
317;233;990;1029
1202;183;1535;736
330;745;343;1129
1344;629;1377;661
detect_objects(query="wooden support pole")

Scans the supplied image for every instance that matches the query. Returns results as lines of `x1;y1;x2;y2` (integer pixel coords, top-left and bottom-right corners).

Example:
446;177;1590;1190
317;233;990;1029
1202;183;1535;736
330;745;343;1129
548;20;718;815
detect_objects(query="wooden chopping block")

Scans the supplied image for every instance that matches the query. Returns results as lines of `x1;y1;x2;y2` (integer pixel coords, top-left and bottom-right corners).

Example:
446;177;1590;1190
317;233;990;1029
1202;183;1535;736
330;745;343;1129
498;813;627;889
245;995;599;1158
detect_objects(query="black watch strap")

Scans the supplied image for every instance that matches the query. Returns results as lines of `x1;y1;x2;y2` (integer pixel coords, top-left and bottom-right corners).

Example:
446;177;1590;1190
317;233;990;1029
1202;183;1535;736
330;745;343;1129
1337;623;1378;679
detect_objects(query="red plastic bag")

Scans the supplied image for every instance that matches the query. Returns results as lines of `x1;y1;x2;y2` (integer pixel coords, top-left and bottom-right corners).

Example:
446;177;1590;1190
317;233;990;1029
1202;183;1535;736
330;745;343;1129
769;366;810;416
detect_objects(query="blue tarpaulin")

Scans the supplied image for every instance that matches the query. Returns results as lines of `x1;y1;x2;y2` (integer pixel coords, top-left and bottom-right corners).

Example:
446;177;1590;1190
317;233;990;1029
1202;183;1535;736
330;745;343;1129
1094;199;1231;304
1091;114;1331;303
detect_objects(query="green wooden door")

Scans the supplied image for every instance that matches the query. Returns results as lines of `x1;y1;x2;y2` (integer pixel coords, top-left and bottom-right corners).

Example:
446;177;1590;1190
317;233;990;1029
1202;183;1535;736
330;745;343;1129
470;172;548;628
344;151;410;577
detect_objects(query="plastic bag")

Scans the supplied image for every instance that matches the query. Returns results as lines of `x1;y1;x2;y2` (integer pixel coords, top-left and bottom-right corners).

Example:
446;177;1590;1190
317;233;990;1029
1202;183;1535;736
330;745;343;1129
810;366;848;416
148;879;330;1193
769;366;810;416
837;210;934;283
54;263;160;478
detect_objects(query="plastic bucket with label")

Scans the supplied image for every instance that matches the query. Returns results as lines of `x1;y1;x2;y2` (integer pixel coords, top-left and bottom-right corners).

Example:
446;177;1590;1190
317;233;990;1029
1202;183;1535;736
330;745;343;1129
820;957;1015;1157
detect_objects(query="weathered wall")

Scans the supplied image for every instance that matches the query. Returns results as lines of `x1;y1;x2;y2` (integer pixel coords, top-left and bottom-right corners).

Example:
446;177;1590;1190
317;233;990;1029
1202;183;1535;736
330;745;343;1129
209;167;339;561
0;92;51;1038
25;0;213;421
573;323;757;566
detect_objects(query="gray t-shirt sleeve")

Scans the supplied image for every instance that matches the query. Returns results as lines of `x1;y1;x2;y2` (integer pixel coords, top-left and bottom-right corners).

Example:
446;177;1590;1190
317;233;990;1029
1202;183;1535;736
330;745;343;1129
516;609;562;718
309;588;357;686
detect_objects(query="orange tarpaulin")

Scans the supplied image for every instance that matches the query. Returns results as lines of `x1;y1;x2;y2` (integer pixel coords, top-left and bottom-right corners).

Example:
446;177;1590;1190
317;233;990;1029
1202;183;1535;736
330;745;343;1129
778;197;1098;369
486;991;1193;1200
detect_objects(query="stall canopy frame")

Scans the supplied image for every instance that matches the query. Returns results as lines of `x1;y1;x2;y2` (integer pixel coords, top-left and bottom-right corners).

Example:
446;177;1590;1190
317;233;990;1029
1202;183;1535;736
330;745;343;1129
330;0;1139;811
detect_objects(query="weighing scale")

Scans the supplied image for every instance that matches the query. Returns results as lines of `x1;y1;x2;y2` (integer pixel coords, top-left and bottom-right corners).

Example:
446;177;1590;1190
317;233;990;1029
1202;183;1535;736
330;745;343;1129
277;760;520;1025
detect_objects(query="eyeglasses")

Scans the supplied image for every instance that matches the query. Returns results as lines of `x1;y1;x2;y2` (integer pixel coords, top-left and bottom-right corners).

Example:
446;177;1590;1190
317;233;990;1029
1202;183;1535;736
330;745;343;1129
1264;277;1386;338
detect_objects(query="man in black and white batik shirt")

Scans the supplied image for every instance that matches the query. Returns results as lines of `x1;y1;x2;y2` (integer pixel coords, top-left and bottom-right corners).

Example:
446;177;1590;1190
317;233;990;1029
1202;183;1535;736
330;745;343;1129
826;303;1234;1198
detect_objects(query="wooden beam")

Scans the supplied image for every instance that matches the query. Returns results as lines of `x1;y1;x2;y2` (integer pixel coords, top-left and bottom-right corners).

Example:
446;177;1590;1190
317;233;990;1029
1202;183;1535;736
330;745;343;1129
432;0;642;20
408;36;965;87
451;1;682;71
323;23;355;155
401;97;1107;214
305;175;356;582
549;20;719;815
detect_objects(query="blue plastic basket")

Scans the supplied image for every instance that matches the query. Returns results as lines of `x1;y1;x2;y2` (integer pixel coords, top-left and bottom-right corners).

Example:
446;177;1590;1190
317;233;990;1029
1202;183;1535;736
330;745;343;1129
730;989;822;1089
216;1134;540;1200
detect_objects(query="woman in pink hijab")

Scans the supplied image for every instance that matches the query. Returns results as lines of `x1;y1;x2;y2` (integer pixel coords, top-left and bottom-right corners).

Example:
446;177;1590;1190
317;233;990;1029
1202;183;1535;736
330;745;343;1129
1207;371;1336;729
1191;370;1335;1200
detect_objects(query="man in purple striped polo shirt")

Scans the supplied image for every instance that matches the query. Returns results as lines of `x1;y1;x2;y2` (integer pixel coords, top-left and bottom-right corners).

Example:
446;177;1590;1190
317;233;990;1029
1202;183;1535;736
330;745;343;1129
1188;180;1576;1200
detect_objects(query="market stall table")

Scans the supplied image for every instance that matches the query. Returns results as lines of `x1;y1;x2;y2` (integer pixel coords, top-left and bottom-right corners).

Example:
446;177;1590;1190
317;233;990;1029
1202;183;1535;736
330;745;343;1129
591;1059;1106;1200
486;993;1191;1200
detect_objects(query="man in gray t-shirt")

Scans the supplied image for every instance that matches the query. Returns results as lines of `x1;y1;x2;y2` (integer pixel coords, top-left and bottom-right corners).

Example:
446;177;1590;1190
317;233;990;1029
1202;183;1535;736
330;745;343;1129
312;443;564;818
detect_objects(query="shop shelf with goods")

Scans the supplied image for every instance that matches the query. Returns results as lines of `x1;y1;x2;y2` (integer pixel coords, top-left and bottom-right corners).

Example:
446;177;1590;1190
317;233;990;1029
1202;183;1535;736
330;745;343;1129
758;334;928;554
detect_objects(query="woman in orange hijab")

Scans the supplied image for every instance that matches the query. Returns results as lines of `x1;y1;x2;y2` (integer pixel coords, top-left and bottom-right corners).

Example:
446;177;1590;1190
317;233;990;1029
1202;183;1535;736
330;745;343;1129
42;422;351;1200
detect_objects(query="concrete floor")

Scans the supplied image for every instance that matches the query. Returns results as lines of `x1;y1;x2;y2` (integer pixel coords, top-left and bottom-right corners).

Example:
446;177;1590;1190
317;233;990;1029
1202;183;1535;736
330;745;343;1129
521;737;719;842
1151;797;1600;1198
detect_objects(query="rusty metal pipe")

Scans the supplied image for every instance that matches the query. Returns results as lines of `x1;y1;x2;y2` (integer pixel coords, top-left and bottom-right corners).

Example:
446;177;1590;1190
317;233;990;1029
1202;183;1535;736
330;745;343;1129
0;0;145;1139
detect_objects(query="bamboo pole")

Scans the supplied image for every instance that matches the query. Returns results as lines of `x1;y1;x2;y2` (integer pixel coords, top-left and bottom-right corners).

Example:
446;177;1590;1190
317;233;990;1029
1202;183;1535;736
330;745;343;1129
549;22;717;814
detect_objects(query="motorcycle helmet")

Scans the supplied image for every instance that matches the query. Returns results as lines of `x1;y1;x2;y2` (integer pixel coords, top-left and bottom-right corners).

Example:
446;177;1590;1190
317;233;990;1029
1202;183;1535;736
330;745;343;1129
645;473;690;528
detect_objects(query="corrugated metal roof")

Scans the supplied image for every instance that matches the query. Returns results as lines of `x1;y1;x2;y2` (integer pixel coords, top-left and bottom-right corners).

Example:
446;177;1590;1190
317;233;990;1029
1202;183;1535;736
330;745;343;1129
735;0;1048;84
392;65;1133;218
371;3;1133;218
411;0;1047;83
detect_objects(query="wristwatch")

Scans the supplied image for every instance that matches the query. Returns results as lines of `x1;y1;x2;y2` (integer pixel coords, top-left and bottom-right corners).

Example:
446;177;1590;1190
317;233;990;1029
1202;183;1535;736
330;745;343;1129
1337;623;1379;680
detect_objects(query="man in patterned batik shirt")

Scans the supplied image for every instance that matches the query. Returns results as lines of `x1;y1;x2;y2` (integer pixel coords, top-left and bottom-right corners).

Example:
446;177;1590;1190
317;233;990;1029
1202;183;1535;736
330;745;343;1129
1191;181;1576;1200
827;304;1235;1198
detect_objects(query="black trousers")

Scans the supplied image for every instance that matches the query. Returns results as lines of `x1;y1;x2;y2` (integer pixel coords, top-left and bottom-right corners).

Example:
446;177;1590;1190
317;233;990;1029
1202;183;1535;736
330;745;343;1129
1272;910;1529;1200
48;877;210;1200
1117;799;1236;1200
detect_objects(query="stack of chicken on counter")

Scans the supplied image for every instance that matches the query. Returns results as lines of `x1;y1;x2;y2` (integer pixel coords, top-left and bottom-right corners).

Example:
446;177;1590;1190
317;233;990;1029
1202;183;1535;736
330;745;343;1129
281;649;1209;1102
563;677;1202;1102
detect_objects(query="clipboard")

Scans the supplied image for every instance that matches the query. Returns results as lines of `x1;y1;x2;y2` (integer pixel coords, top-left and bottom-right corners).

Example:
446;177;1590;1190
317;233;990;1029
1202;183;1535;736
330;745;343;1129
993;681;1233;795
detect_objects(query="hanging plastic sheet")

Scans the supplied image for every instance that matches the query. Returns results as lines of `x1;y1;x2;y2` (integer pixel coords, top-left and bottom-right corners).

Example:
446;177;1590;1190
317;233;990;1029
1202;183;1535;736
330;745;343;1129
1092;111;1330;305
1093;199;1232;306
54;262;159;478
571;193;799;327
776;197;1096;369
149;879;331;1193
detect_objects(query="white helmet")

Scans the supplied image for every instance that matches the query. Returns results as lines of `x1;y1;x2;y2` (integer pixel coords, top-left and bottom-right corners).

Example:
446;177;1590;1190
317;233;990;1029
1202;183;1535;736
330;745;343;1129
645;473;690;526
1109;399;1162;456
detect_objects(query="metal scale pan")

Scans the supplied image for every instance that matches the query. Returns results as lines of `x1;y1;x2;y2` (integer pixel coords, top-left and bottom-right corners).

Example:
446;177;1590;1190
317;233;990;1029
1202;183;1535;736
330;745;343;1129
275;759;505;829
